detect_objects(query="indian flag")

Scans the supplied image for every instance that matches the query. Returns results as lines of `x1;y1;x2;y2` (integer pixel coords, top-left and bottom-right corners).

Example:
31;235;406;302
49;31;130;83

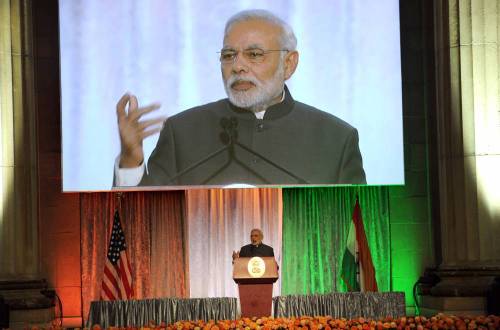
340;198;378;292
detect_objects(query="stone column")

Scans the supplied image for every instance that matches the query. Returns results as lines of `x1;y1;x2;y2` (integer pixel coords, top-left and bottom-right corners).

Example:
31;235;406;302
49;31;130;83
0;0;38;279
421;0;500;315
0;1;54;327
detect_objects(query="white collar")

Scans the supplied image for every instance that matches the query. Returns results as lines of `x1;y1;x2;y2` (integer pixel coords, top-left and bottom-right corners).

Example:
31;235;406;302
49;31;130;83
254;90;285;119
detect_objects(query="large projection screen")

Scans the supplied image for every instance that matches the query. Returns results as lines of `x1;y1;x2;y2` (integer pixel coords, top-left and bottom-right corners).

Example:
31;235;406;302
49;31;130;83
59;0;404;191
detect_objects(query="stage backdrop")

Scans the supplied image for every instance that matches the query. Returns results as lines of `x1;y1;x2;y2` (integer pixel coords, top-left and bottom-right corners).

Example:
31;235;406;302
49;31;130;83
80;187;390;321
80;191;188;320
186;188;282;298
281;186;390;294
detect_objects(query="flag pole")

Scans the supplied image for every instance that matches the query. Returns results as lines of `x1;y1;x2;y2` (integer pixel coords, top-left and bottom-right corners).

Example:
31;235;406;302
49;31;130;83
115;192;123;211
354;196;361;291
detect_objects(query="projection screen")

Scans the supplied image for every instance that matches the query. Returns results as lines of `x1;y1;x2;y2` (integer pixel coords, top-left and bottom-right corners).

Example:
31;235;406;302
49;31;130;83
59;0;404;191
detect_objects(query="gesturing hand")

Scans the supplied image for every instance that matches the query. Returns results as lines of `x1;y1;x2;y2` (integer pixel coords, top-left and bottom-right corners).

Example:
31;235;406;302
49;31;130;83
116;93;166;168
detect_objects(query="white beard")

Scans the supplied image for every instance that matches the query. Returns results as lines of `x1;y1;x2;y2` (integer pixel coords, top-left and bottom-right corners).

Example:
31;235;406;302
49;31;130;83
224;61;285;112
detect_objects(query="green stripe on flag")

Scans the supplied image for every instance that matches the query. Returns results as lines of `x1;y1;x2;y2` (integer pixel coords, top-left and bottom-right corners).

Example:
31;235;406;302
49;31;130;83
340;222;359;291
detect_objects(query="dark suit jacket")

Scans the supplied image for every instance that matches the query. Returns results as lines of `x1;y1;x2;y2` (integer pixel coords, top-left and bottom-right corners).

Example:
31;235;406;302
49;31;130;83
139;85;366;186
239;243;274;258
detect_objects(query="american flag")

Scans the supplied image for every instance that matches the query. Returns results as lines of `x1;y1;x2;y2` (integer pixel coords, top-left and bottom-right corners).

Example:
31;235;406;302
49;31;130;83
100;210;134;300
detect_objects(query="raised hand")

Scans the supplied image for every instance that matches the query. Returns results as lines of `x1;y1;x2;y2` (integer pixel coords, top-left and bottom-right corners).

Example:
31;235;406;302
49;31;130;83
116;93;165;168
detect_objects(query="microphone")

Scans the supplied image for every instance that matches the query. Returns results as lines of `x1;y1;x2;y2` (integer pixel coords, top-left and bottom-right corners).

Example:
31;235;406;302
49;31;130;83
220;117;230;130
219;117;238;145
230;117;238;130
219;118;230;145
229;117;238;141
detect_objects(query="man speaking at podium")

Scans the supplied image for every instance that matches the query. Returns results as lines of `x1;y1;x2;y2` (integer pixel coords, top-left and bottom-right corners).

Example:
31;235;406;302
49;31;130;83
232;229;274;261
114;9;366;187
232;228;277;318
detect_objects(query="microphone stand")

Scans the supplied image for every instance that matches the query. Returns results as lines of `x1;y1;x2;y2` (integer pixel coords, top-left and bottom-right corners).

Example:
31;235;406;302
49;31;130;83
200;119;271;184
165;144;228;184
166;117;309;185
233;140;308;184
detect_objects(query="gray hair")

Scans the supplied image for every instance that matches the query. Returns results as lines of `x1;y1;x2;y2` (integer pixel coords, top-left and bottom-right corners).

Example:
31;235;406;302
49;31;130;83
251;228;264;237
224;9;297;51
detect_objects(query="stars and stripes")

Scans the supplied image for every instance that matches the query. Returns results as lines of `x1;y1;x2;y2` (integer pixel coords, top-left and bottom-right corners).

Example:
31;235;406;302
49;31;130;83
100;210;134;300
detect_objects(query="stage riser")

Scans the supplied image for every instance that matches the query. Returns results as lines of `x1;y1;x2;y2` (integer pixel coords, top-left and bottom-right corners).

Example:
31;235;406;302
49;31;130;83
87;292;405;328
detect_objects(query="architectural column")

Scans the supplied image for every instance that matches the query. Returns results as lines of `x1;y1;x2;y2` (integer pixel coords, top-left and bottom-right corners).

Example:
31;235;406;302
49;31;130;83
421;0;500;315
0;0;38;280
0;1;54;327
436;0;500;268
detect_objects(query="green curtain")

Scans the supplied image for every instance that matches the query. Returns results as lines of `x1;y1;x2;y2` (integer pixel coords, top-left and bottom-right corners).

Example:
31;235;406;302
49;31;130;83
281;186;390;295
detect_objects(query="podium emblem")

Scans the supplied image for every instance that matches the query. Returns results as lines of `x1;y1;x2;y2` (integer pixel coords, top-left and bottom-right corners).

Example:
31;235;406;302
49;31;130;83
247;257;266;278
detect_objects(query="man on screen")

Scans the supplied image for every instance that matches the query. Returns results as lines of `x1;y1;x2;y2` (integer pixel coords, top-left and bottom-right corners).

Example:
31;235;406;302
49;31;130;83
114;9;366;186
232;229;274;261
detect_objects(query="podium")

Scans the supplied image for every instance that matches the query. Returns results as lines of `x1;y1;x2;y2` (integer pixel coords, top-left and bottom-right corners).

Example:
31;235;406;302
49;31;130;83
233;257;278;318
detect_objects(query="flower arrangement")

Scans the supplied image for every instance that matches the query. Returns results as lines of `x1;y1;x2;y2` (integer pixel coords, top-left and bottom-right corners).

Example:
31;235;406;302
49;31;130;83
28;314;500;330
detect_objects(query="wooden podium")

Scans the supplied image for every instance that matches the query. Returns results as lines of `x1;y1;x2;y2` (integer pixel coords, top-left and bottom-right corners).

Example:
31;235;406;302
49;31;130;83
233;257;278;318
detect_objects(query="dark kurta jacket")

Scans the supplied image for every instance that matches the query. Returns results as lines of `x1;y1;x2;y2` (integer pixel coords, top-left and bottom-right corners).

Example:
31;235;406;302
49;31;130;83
239;243;274;258
140;86;366;186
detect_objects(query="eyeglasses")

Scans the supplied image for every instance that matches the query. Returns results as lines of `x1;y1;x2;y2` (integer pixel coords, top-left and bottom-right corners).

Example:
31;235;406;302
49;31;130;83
218;47;289;64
